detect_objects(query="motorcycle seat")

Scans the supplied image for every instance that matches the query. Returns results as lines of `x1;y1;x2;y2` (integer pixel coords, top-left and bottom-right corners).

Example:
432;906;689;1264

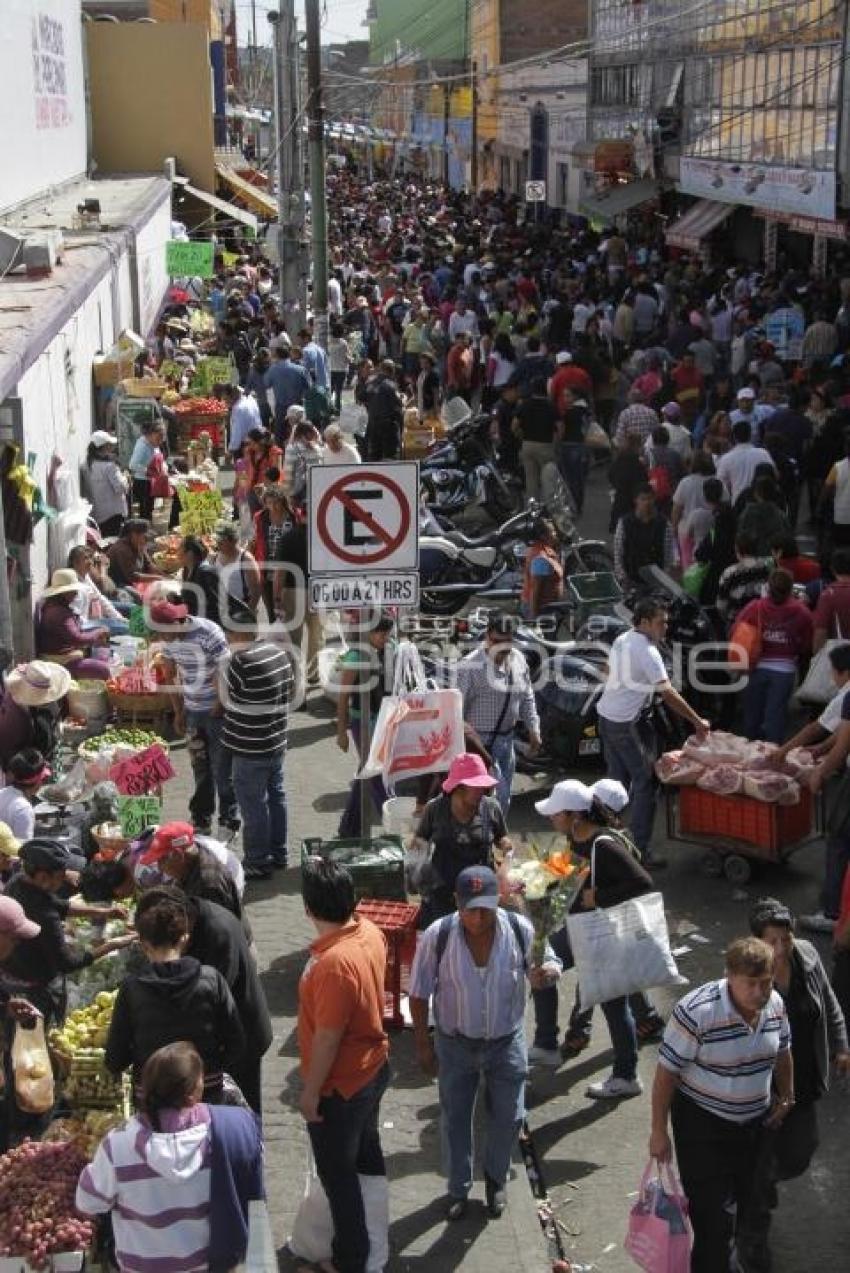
444;528;503;549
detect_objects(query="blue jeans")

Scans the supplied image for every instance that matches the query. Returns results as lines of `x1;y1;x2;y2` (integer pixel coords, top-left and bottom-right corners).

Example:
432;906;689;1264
598;715;657;854
490;731;515;816
434;1026;527;1198
186;711;237;827
307;1062;389;1273
231;750;288;866
743;667;796;744
557;442;588;514
532;926;638;1079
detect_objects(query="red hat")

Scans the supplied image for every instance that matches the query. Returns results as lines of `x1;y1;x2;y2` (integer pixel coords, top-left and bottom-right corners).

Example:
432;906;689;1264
139;821;195;865
149;599;190;626
442;752;498;794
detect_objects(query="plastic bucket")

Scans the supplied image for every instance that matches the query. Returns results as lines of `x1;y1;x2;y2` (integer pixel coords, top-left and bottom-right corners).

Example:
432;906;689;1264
67;683;109;725
382;797;418;838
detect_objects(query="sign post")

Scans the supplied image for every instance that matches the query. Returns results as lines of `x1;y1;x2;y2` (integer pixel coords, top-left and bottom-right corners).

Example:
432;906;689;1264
308;462;419;833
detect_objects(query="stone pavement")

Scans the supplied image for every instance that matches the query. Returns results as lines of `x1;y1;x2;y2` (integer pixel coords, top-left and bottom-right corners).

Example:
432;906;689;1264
158;690;551;1273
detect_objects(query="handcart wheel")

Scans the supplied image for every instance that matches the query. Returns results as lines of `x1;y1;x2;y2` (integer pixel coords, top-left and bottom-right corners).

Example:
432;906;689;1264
723;854;752;885
699;851;724;878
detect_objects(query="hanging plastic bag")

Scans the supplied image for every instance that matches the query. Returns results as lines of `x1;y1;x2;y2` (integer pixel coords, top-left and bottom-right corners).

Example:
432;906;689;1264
288;1163;388;1272
567;863;683;1009
12;1016;54;1114
625;1161;692;1273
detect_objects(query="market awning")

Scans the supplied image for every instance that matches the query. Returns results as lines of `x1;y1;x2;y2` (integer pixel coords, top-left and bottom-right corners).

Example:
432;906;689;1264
579;178;658;221
182;183;258;234
215;162;277;220
665;198;734;250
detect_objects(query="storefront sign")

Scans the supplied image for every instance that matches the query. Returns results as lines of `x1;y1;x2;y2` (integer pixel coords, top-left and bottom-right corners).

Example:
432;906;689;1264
757;209;849;241
117;795;163;838
110;745;175;796
679;157;836;221
181;488;224;534
165;240;215;279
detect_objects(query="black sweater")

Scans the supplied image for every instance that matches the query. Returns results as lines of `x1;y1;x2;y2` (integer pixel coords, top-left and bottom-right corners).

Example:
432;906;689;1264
573;830;654;910
105;956;245;1086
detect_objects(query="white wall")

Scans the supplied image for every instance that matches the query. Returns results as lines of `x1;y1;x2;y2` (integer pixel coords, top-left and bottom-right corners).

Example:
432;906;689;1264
0;0;87;213
134;194;172;336
16;264;124;597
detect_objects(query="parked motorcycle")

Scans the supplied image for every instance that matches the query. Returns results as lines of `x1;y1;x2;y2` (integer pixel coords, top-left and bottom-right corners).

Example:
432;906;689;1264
419;401;522;525
418;499;614;618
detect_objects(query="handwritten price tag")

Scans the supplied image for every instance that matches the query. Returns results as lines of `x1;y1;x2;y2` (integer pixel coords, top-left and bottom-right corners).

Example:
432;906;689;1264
109;744;176;795
117;795;163;838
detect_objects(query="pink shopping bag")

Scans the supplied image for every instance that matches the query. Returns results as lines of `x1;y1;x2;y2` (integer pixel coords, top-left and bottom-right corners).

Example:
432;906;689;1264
624;1160;692;1273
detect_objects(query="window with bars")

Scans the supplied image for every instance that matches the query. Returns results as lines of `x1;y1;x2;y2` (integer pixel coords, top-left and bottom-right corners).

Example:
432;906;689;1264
591;63;642;107
684;44;839;167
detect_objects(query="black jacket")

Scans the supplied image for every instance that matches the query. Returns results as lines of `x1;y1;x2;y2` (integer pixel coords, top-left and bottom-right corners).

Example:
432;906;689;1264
186;898;272;1056
573;829;654;911
105;956;245;1086
365;376;403;461
2;877;89;1021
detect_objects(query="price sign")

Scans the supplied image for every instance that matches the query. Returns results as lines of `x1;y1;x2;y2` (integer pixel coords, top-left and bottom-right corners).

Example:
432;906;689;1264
109;744;176;796
117;795;163;838
181;488;224;534
165;240;215;279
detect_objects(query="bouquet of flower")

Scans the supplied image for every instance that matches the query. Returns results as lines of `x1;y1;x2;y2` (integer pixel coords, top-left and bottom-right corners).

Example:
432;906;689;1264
502;840;589;965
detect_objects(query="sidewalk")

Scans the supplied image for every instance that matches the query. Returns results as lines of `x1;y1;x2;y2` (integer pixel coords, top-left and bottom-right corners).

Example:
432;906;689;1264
159;690;551;1273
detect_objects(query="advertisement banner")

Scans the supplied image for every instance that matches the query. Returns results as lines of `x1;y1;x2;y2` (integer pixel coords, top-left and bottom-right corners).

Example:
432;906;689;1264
679;157;836;221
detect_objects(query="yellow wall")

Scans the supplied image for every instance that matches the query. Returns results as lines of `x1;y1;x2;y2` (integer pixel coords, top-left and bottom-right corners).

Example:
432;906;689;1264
149;0;222;38
471;0;500;186
86;23;215;192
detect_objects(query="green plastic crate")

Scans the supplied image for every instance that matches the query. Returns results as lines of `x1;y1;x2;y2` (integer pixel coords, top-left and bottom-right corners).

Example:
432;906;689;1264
301;835;407;901
566;572;622;606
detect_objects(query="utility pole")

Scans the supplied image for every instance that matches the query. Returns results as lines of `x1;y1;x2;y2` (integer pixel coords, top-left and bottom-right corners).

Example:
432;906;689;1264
268;3;302;333
305;0;329;351
470;59;479;193
442;83;450;186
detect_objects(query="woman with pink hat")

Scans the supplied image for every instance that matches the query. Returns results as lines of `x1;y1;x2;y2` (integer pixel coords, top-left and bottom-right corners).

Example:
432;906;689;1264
412;752;512;928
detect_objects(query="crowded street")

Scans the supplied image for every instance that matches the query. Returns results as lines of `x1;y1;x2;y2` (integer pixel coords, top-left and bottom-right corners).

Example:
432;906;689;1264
3;2;850;1272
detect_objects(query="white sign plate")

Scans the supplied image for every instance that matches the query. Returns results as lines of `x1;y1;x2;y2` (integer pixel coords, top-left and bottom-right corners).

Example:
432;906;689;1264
308;462;419;575
525;180;546;203
309;572;420;612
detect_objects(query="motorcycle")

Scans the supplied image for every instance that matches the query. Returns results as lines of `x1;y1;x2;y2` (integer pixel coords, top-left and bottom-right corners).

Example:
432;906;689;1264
418;499;614;619
419;401;522;525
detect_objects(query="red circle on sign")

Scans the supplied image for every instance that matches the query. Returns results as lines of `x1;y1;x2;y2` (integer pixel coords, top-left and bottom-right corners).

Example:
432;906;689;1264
316;471;412;566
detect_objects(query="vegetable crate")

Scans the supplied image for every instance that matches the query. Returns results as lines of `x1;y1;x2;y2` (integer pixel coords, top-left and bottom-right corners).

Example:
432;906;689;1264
301;835;406;902
107;690;171;726
669;787;818;884
356;899;420;1029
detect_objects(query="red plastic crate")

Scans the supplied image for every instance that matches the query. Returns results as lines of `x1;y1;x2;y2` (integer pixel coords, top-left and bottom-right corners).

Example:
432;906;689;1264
356;899;420;1029
678;786;813;855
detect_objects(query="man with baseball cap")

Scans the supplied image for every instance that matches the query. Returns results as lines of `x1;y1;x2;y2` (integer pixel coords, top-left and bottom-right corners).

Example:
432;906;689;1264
138;821;244;923
3;840;131;1027
456;611;541;815
409;865;560;1221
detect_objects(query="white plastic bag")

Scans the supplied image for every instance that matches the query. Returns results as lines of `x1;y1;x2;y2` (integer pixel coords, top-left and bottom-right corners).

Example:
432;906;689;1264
567;890;683;1010
797;637;845;705
288;1167;389;1272
359;688;464;787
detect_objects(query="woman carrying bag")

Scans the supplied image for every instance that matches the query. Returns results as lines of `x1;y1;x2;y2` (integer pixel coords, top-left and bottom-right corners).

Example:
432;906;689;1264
529;779;654;1100
737;569;814;744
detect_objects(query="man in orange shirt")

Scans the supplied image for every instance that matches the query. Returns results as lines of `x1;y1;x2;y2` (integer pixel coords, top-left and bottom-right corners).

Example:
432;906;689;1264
298;859;390;1273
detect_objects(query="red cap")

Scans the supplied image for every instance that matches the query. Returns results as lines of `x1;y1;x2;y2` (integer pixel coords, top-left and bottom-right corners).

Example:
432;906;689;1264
149;599;190;626
139;820;195;865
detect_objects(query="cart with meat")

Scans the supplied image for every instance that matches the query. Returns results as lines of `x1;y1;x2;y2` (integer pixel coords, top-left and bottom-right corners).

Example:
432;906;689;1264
657;730;823;883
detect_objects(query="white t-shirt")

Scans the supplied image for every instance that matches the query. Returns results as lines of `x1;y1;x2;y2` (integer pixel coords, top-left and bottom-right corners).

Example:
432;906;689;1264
715;443;776;504
0;787;35;842
673;473;713;521
818;682;850;734
597;630;669;723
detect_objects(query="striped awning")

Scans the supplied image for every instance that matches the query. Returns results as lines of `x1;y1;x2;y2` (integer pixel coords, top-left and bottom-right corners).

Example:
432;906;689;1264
183;184;258;234
665;198;735;250
215;162;277;220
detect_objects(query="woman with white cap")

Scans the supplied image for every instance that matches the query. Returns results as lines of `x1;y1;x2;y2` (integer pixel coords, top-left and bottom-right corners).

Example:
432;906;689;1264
0;660;70;770
35;570;112;681
84;432;128;538
555;777;665;1060
528;777;654;1099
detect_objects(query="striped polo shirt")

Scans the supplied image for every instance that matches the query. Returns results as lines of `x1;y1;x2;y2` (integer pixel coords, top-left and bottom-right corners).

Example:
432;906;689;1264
659;977;790;1123
222;638;295;755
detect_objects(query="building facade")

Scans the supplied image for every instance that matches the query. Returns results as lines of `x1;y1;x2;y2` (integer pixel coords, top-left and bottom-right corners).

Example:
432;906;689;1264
586;0;850;261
